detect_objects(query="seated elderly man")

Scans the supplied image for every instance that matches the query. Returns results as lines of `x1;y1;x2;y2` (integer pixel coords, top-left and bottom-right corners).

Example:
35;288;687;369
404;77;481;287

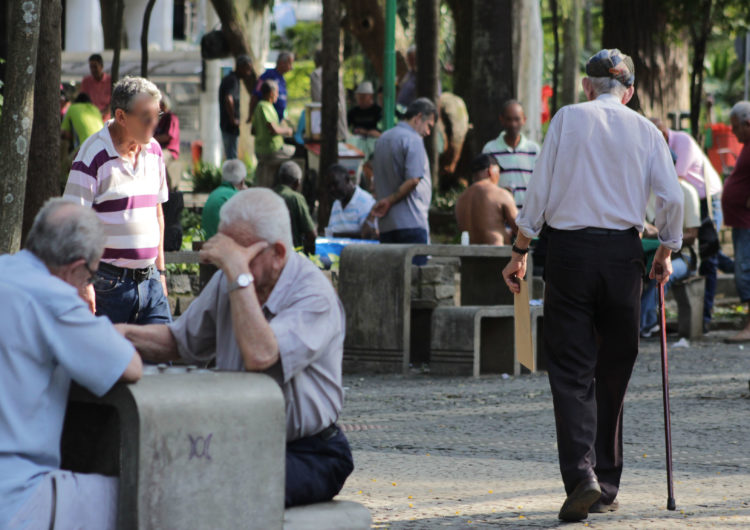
117;188;353;507
0;199;142;530
455;154;518;245
327;163;377;239
274;161;317;255
202;159;248;239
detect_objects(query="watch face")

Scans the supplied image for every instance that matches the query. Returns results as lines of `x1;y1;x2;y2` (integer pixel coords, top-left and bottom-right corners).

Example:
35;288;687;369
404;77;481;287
238;273;251;287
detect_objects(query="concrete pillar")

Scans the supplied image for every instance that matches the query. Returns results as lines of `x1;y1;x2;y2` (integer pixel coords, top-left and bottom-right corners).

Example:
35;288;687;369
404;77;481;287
199;3;222;166
64;0;104;52
124;0;174;52
514;0;543;144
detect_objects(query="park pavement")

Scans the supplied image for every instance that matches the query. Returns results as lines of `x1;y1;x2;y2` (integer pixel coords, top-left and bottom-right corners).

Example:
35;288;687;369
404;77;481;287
336;328;750;528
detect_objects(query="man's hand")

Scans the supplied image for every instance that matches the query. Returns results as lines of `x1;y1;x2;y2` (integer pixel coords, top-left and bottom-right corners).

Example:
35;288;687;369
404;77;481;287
371;198;392;218
200;233;269;279
502;255;527;295
650;245;673;285
79;283;96;314
159;273;169;297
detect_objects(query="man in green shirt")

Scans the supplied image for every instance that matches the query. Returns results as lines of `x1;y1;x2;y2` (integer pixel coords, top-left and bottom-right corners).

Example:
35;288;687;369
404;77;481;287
253;79;295;188
274;161;316;255
61;93;103;152
202;159;248;239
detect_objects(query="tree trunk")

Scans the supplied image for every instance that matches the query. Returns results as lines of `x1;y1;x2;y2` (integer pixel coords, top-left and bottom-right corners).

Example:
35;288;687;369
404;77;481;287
140;0;157;78
583;0;593;52
561;0;581;107
688;0;712;141
468;0;513;155
446;0;472;104
22;0;62;242
341;0;408;80
210;0;261;91
110;0;125;84
318;0;341;228
602;0;689;118
550;0;560;116
0;0;42;254
415;0;439;187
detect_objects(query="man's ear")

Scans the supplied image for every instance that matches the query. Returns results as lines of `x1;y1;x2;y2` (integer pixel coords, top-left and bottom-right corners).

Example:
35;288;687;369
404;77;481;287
581;77;593;101
274;241;287;262
622;85;635;105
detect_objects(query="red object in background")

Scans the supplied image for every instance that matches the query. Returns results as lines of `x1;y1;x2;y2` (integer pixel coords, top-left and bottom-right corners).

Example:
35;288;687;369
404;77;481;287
707;123;743;176
191;141;203;172
541;85;553;124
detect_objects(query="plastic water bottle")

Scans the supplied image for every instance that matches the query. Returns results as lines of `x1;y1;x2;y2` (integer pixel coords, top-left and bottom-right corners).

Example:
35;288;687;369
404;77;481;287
461;231;470;245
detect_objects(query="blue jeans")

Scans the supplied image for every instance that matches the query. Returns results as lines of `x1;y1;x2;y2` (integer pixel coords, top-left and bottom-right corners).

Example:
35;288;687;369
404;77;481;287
640;256;690;333
222;131;238;160
700;194;735;323
733;227;750;302
380;227;429;265
94;266;172;324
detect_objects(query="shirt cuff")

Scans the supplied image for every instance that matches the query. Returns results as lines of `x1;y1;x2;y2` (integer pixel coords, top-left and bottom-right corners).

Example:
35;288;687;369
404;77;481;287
658;236;683;252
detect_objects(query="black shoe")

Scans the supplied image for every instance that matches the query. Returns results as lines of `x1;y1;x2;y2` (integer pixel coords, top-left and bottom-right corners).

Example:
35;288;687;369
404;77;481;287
589;499;619;513
558;478;602;522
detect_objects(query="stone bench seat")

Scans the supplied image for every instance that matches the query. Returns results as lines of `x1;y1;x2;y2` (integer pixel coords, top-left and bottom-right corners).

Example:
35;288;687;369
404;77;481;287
670;275;705;339
430;305;545;377
284;500;371;530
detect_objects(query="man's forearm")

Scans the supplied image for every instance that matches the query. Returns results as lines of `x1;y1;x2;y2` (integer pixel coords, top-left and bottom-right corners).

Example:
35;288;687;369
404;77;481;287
388;178;420;205
229;286;280;371
118;324;180;363
156;204;166;270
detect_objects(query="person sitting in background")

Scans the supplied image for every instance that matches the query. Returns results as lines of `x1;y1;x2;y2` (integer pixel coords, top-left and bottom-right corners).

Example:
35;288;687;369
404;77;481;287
455;154;518;245
115;189;353;508
0;199;141;530
274;162;316;255
640;178;701;338
326;164;377;239
348;82;382;139
80;53;112;120
154;93;181;189
202;159;248;240
253;80;295;188
61;93;103;154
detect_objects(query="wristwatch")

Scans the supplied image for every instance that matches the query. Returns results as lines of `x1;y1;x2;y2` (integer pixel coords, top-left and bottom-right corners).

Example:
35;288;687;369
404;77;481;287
228;272;254;293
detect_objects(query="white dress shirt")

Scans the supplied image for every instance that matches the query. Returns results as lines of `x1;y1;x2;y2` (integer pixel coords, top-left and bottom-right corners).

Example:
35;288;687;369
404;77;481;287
517;93;684;251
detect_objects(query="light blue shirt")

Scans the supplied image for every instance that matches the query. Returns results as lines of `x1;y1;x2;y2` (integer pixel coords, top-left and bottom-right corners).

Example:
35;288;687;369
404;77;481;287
373;121;432;234
0;250;135;526
328;186;376;234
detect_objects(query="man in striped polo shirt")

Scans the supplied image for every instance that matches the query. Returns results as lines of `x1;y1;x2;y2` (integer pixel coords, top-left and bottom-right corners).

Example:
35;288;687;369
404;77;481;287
63;76;171;324
481;100;541;209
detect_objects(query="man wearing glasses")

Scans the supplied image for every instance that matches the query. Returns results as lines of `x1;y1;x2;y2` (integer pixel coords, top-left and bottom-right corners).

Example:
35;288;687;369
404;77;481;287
64;76;172;325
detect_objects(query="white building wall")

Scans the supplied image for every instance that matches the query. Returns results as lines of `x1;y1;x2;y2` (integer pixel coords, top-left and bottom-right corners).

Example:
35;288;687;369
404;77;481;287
64;0;104;52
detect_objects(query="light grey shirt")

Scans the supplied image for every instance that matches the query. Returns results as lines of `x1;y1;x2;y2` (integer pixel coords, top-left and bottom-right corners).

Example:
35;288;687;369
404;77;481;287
517;93;684;251
373;121;432;234
168;252;345;441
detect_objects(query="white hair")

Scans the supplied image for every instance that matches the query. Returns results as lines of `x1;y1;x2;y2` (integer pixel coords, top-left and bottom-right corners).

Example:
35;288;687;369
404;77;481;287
219;188;293;254
587;76;628;99
221;159;247;185
111;76;161;114
730;101;750;125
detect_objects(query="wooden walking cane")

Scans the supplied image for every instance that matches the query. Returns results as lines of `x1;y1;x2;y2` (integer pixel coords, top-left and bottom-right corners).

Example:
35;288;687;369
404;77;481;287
658;281;677;510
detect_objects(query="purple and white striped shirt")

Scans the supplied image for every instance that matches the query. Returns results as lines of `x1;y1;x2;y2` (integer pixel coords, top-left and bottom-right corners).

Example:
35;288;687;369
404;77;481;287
63;123;169;269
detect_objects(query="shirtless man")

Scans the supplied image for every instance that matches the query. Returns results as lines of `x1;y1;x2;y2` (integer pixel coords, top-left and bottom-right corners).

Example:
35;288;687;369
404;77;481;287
455;154;518;245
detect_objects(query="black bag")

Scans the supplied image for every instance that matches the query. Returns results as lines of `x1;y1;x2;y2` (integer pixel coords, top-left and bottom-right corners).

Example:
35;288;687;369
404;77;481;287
698;216;720;260
201;29;230;60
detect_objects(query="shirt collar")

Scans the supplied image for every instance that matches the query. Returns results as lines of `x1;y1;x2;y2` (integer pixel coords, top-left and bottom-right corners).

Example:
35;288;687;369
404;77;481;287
499;132;527;150
596;93;622;105
263;251;301;316
17;249;49;273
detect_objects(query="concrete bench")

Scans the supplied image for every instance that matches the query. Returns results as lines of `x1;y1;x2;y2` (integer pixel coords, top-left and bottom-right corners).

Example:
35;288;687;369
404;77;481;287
284;500;372;529
339;244;532;374
61;368;369;529
670;275;705;340
430;305;545;377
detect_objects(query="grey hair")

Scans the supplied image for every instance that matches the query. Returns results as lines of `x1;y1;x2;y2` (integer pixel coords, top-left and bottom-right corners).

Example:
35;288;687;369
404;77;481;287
222;159;247;185
277;161;302;187
219;188;294;254
25;198;106;268
587;76;628;99
111;76;161;114
277;51;294;65
730;101;750;125
404;97;437;120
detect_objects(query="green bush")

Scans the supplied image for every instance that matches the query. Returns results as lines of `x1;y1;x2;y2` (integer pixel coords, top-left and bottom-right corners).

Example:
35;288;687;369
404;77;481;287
274;21;322;61
191;161;223;193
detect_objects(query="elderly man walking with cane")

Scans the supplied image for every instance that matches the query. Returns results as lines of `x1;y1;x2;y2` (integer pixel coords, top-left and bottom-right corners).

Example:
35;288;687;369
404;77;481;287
502;49;684;522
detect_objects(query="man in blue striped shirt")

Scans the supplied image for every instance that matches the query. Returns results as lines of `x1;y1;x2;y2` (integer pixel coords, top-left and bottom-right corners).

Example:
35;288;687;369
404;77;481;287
481;100;541;209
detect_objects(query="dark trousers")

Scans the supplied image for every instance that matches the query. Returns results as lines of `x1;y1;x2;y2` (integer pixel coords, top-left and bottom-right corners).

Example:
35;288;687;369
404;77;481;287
380;228;429;265
543;228;644;504
285;426;354;507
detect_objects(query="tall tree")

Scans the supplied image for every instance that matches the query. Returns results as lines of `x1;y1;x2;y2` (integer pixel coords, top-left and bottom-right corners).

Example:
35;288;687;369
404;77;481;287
140;0;157;78
22;0;62;241
110;0;125;84
445;0;472;103
0;0;42;253
550;0;560;116
318;0;341;228
415;0;439;186
468;0;514;153
561;0;581;106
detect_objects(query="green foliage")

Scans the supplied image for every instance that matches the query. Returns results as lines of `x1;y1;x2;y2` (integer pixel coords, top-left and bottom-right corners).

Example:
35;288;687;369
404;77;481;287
191;161;223;193
296;248;340;272
431;185;466;212
279;21;322;61
166;209;204;275
284;59;316;128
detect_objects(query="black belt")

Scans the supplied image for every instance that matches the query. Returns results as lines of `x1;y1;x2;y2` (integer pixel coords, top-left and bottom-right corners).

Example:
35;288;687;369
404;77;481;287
98;262;154;283
550;227;637;236
315;424;339;441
